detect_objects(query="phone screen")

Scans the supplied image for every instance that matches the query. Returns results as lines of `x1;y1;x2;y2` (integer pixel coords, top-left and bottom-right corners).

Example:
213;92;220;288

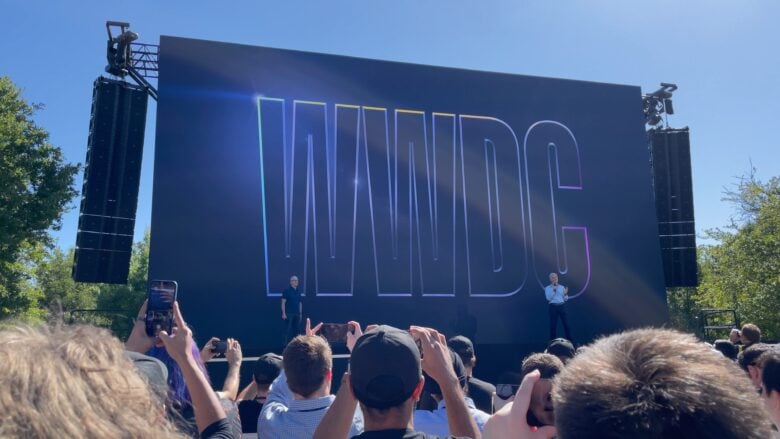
148;280;177;311
146;280;178;337
321;323;349;343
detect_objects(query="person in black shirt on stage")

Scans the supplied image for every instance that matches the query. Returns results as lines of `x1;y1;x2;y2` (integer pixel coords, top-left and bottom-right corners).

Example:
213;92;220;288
281;275;303;345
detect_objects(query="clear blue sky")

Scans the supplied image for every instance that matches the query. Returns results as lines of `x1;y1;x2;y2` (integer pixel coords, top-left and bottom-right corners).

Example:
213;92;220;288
2;0;778;249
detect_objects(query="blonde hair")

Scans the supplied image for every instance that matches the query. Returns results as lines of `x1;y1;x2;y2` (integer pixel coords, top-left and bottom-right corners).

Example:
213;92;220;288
0;323;187;438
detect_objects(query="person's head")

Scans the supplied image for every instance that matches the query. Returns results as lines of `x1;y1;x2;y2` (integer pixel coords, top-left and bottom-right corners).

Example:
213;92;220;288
423;350;467;402
253;353;283;393
739;343;773;388
521;352;565;379
729;328;741;344
759;350;780;427
282;335;332;398
126;351;169;403
553;328;771;439
713;339;739;361
349;326;424;428
741;324;761;346
290;275;299;288
448;335;476;371
521;353;564;427
549;273;559;285
0;323;184;438
545;338;576;364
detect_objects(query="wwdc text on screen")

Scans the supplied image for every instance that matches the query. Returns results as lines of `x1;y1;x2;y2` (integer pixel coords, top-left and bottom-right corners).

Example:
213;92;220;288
257;100;589;298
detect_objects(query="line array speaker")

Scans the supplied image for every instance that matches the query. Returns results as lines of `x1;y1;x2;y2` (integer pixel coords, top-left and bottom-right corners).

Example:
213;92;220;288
72;77;148;283
650;128;698;287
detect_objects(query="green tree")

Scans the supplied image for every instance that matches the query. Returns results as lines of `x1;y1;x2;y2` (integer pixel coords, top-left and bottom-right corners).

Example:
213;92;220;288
0;76;79;318
35;247;99;317
666;286;701;336
30;231;150;338
0;242;47;323
696;172;780;340
95;230;150;338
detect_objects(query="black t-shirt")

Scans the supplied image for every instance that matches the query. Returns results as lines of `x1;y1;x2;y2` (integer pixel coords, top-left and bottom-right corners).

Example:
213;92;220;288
282;287;302;315
352;428;467;439
238;399;263;433
200;418;233;439
467;376;495;414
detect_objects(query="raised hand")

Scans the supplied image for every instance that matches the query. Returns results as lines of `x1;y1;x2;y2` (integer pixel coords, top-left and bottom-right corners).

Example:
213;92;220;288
346;321;363;352
200;336;221;362
410;325;480;438
305;317;323;336
158;302;193;365
482;370;557;439
126;299;154;353
225;338;243;366
409;326;457;387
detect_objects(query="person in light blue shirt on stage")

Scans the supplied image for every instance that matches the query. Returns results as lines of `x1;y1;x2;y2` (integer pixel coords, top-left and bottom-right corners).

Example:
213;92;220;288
545;272;573;342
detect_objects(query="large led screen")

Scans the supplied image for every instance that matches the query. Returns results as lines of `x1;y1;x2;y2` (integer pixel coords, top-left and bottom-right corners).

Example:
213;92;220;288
150;36;668;348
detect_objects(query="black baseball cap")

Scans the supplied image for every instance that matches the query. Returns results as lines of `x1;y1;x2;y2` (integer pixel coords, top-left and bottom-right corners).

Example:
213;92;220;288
254;353;283;385
349;325;422;409
423;350;468;396
447;335;475;361
545;338;575;361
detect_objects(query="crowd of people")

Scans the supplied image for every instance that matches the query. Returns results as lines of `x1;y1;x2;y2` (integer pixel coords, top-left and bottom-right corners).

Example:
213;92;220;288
0;302;778;438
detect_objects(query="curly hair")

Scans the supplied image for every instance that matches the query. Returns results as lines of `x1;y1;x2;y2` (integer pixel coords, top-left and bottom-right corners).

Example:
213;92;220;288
0;323;186;438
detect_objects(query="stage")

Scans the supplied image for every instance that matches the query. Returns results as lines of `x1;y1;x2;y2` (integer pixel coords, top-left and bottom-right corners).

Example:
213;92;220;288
148;36;668;354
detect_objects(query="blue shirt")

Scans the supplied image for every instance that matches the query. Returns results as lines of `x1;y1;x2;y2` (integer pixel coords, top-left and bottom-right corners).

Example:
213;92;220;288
282;287;302;316
545;284;568;305
413;397;489;437
258;370;363;439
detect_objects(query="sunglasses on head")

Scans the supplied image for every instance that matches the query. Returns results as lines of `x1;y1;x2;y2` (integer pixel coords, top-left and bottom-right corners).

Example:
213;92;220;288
496;384;520;400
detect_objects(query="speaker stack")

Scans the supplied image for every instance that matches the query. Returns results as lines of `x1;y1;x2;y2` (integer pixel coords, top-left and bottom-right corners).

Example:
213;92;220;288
72;77;147;283
649;128;698;287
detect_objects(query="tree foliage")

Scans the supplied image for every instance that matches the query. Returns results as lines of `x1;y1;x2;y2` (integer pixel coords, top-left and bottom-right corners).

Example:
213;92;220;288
0;242;47;322
94;230;150;338
666;286;702;337
35;247;99;317
695;172;780;340
33;231;150;339
0;76;79;319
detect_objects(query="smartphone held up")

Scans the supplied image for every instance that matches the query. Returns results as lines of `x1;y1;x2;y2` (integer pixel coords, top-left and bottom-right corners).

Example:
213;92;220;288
321;323;350;344
145;280;178;337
